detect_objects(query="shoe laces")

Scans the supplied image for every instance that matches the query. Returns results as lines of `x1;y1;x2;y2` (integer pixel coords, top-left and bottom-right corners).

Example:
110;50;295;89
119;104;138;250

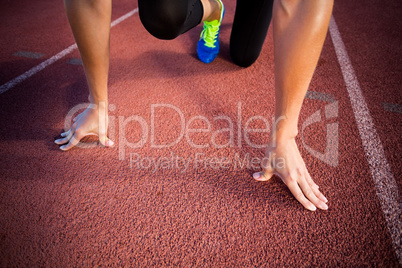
200;20;219;48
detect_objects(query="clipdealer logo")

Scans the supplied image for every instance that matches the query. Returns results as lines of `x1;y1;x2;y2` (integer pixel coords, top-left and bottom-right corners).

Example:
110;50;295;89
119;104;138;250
302;101;339;167
63;101;339;170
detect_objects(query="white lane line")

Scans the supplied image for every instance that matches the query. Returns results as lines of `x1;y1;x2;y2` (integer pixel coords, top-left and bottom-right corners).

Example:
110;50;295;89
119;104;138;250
0;8;139;95
0;44;77;94
329;16;402;264
111;8;138;27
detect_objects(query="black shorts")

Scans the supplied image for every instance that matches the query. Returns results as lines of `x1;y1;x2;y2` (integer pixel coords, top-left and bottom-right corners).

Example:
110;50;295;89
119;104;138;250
138;0;274;67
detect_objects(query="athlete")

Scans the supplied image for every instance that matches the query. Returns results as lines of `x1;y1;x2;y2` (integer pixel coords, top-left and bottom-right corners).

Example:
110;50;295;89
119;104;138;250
56;0;333;211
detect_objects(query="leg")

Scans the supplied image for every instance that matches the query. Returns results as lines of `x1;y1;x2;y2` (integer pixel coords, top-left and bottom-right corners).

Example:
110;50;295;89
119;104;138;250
230;0;274;67
138;0;224;63
138;0;204;40
253;0;334;211
201;0;222;22
55;0;113;150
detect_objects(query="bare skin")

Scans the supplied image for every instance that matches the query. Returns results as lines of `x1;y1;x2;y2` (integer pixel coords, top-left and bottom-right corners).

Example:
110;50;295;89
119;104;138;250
56;0;333;211
55;0;223;150
56;0;113;150
253;0;334;211
202;0;222;21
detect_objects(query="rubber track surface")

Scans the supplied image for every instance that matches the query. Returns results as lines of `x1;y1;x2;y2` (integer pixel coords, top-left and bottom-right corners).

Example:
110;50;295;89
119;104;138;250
0;0;400;266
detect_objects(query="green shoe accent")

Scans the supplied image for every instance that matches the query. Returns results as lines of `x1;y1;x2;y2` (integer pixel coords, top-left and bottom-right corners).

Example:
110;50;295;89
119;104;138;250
200;20;220;48
197;0;225;63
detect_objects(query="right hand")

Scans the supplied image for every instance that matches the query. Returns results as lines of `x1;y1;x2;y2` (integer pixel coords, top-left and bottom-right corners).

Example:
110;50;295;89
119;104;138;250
253;138;328;211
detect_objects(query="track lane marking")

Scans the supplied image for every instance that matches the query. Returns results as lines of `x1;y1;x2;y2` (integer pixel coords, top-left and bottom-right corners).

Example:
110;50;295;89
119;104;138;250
305;90;336;103
1;6;400;264
383;103;402;114
66;58;83;66
13;51;45;59
329;16;401;264
0;8;139;95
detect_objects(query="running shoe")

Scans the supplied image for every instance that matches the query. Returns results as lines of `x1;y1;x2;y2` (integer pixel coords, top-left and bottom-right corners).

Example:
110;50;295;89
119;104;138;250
197;0;225;64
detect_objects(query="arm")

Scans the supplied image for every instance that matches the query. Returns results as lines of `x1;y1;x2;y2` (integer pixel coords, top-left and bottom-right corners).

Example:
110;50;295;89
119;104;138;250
55;0;113;150
254;0;334;211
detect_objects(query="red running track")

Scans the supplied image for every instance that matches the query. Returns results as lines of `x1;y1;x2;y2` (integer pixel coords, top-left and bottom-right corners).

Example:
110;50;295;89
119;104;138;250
0;0;401;266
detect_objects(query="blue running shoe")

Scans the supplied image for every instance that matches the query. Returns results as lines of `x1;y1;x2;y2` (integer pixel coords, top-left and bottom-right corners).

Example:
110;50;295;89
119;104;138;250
197;0;225;64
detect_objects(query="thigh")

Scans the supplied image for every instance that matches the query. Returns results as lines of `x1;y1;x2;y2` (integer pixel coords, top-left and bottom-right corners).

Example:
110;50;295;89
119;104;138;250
230;0;274;67
138;0;202;40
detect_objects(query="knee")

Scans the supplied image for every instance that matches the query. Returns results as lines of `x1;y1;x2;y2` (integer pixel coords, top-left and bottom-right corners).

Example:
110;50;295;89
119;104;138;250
230;50;259;68
275;0;333;20
275;0;297;17
139;0;187;40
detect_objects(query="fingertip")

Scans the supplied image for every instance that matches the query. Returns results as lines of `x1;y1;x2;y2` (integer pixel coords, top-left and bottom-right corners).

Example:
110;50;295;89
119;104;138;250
105;140;114;147
253;172;262;180
302;200;317;211
253;172;268;181
55;139;64;145
317;191;328;203
60;144;74;151
61;130;71;137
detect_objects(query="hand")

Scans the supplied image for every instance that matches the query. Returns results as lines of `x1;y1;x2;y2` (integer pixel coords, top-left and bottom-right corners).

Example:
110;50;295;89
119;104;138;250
54;103;114;151
253;138;328;211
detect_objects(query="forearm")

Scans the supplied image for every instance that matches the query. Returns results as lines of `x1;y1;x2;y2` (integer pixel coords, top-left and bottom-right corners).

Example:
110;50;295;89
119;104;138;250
64;0;112;105
272;0;333;141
